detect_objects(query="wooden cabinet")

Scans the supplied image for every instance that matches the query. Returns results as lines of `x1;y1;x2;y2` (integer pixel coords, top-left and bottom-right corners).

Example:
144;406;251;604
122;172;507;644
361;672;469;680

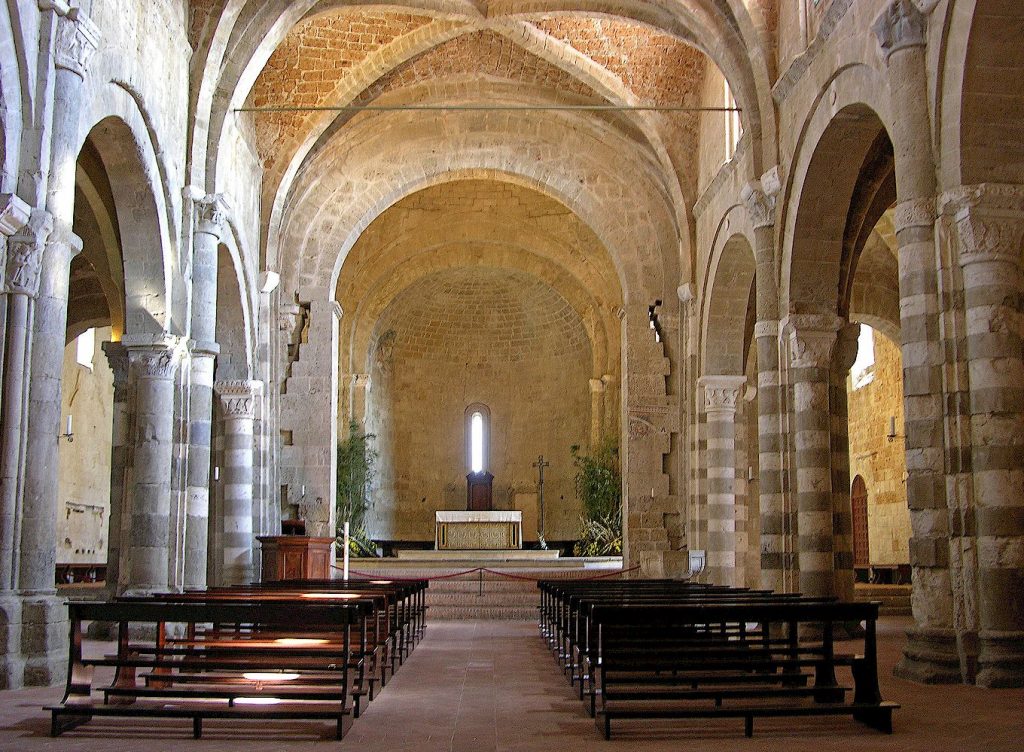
257;536;335;581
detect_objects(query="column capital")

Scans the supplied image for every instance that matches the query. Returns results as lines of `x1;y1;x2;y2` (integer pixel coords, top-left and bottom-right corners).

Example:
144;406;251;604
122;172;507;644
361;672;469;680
100;341;130;385
0;194;32;237
54;6;100;78
698;375;746;413
5;210;54;296
872;0;926;61
351;373;371;391
124;334;187;379
781;313;843;369
741;181;775;229
589;377;606;394
753;319;779;339
893;196;936;233
215;380;261;420
194;193;230;238
941;184;1024;267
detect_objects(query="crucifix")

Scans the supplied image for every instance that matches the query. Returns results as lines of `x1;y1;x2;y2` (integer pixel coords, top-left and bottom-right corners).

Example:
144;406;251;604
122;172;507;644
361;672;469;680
532;454;550;547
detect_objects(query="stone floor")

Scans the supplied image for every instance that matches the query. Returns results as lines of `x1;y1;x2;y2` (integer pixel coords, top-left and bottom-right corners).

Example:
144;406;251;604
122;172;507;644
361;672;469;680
1;617;1022;751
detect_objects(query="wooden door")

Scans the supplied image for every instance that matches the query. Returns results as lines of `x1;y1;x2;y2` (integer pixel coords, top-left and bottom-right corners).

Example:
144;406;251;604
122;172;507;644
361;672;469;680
467;472;493;511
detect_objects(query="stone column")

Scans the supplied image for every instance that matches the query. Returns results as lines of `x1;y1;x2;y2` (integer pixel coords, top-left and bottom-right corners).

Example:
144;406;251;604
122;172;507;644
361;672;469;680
600;374;616;439
122;337;183;595
183;195;226;589
783;314;841;599
830;323;861;603
949;185;1024;687
874;0;962;683
743;173;789;593
215;380;260;585
100;342;130;593
699;376;746;587
588;377;606;447
0;198;38;591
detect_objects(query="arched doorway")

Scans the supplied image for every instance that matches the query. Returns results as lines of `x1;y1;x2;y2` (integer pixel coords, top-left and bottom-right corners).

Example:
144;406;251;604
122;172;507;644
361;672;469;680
851;475;869;579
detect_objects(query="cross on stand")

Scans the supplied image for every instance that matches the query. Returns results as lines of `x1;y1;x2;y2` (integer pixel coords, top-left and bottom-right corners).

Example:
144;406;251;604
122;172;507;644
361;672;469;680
532;454;550;548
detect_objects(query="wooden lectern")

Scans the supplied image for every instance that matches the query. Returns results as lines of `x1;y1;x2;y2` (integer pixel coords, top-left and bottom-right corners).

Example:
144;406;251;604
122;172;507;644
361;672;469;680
257;536;334;581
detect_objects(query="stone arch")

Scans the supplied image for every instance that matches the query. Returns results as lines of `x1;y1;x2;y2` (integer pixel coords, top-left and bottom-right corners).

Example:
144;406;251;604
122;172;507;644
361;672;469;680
75;110;172;337
701;218;756;377
277;119;677;303
781;70;894;315
940;0;1024;186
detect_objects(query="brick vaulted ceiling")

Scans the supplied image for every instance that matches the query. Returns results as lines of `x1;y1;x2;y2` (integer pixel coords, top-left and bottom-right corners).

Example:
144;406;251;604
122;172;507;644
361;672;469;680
243;7;709;194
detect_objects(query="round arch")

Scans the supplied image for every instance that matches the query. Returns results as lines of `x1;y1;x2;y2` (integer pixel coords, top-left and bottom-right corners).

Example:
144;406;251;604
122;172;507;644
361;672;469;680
701;211;756;377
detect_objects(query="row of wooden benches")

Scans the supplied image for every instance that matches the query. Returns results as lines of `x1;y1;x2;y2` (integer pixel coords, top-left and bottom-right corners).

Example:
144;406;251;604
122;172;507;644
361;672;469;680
537;578;899;740
48;577;428;740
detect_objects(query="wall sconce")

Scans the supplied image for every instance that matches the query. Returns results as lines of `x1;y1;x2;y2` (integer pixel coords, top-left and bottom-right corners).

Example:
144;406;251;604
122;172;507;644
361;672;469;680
886;415;903;443
61;415;74;443
213;466;220;482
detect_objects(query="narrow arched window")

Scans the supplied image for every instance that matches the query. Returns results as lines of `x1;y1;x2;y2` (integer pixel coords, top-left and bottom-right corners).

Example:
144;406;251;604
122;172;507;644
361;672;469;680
466;404;490;474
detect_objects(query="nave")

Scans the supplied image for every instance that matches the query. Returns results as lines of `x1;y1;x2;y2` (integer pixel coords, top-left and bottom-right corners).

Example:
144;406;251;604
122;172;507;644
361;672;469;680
1;619;1022;752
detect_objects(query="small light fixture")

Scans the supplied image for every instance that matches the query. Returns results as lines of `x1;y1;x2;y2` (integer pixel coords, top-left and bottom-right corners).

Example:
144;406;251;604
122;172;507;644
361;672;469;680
886;415;903;443
61;415;74;443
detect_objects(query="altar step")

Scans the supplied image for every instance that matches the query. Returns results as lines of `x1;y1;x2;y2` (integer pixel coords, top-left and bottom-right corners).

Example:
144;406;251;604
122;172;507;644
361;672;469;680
854;583;912;616
347;557;625;621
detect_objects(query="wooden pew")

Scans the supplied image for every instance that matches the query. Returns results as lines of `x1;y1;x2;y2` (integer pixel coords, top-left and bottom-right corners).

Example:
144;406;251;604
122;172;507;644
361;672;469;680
47;599;368;740
588;599;899;739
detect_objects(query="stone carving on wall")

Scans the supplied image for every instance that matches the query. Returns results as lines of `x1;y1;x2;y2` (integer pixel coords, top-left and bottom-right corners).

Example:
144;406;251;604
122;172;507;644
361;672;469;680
741;182;775;229
374;329;396;375
5;236;45;296
131;347;180;380
195;194;228;237
54;9;100;78
893;197;935;233
942;185;1024;266
872;0;926;58
216;380;260;420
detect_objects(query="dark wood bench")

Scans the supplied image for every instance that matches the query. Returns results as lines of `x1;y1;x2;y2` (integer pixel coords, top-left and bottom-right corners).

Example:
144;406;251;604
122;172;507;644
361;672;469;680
589;599;898;739
47;599;368;739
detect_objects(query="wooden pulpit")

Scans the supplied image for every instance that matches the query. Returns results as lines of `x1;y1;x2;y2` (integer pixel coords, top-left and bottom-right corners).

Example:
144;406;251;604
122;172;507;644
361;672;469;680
467;471;494;511
257;536;334;581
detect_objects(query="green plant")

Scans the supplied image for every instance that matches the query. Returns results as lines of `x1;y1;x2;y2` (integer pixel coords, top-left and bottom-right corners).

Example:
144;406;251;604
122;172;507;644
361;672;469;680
571;439;622;556
336;421;380;556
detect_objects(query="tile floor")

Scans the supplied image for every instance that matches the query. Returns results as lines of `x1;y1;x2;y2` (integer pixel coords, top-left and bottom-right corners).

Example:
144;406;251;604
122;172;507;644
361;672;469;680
1;617;1022;751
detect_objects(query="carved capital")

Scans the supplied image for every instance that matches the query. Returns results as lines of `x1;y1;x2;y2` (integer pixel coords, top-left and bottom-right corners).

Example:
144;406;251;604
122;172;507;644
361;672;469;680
893;197;935;233
782;314;843;369
125;335;186;379
698;375;746;414
741;182;775;229
0;194;32;237
5;210;53;296
101;341;130;386
753;319;779;340
351;373;371;391
873;0;926;61
54;8;100;78
195;194;229;238
216;380;261;420
944;184;1024;267
589;378;606;394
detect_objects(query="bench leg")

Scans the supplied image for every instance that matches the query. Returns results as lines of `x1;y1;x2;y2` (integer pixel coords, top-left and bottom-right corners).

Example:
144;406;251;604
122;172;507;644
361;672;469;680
853;707;893;733
51;712;92;737
744;715;753;738
193;716;202;739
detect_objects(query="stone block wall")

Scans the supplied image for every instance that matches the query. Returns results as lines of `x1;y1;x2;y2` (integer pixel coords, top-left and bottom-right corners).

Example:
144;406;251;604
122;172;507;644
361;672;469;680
848;328;912;566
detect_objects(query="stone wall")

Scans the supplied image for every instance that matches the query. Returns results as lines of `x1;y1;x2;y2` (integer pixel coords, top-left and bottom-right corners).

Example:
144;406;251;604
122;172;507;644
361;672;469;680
56;328;114;567
364;268;593;542
847;328;911;566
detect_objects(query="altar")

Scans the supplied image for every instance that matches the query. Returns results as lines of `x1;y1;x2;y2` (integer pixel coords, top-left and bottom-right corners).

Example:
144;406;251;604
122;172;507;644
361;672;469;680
435;510;523;550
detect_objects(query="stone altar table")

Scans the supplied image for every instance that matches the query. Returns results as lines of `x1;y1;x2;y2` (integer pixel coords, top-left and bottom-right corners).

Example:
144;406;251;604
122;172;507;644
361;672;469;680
435;511;523;550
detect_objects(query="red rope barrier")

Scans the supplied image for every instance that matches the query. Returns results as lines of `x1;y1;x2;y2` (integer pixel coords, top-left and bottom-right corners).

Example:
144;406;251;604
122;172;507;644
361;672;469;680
331;562;641;583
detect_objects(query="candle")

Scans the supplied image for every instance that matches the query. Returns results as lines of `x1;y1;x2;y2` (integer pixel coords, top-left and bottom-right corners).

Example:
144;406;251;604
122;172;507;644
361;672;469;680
343;522;351;580
301;485;305;497
213;466;220;481
889;415;897;437
66;415;73;435
650;487;655;498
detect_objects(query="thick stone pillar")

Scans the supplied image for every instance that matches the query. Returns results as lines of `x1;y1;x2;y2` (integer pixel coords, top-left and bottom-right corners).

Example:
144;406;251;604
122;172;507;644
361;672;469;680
588;377;605;447
783;314;841;599
100;342;130;593
830;323;861;603
699;376;745;586
949;185;1024;687
874;0;962;683
215;380;260;585
183;195;226;589
122;337;183;595
743;174;789;594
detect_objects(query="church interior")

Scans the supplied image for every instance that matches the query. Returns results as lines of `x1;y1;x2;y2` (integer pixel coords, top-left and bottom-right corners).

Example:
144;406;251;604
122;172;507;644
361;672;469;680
1;0;1023;748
